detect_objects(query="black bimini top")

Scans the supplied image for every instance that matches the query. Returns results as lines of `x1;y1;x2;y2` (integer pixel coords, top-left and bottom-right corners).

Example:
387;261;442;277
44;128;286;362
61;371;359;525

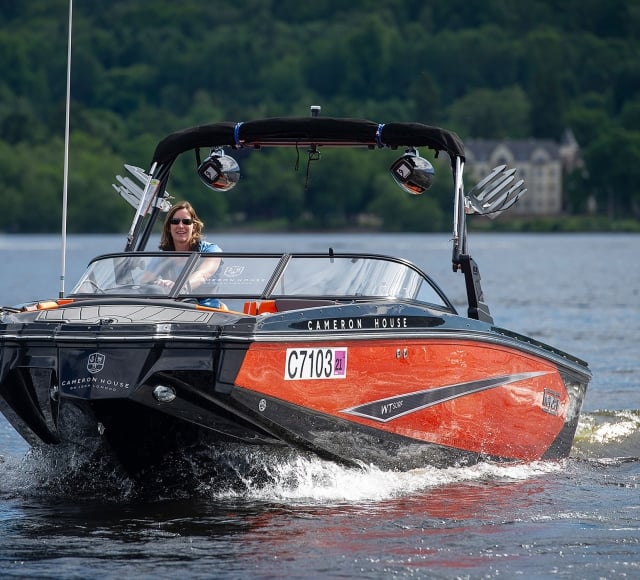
152;117;465;165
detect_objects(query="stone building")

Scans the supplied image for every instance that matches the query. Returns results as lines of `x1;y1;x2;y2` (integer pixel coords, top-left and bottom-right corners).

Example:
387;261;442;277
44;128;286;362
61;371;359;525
464;130;580;216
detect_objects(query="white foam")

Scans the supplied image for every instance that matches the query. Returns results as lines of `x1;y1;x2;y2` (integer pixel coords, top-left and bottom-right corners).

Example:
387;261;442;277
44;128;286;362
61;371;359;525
577;410;640;444
205;455;562;504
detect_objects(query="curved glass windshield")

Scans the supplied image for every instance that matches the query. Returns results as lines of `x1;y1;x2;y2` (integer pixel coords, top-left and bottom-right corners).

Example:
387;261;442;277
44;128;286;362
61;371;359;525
176;254;282;296
71;254;192;296
274;256;427;299
70;252;451;310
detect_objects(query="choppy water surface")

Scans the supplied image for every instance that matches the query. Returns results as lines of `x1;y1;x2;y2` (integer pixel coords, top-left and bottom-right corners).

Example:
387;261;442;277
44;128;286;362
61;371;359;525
1;232;639;579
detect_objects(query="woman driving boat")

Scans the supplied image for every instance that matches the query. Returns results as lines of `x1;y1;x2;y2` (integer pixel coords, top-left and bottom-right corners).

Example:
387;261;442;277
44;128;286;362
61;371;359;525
155;201;223;308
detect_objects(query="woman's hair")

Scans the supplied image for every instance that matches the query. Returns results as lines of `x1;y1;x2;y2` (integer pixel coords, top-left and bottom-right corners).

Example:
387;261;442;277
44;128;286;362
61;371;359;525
159;201;205;251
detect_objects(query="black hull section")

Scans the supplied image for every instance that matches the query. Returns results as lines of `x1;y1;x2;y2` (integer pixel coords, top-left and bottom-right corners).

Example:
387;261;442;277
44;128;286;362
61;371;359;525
542;376;588;460
0;333;280;480
0;355;489;477
1;375;486;478
227;387;486;470
0;367;61;446
57;397;280;480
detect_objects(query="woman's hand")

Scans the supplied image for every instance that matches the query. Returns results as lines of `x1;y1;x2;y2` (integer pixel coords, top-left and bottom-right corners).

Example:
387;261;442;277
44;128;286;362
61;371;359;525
154;278;174;289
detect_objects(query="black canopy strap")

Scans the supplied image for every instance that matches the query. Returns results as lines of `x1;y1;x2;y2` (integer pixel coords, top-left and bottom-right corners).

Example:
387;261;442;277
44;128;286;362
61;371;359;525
233;122;243;147
375;123;386;148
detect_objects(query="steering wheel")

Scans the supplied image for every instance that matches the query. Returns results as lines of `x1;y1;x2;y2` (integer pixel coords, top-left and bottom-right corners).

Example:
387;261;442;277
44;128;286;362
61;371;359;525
82;279;105;294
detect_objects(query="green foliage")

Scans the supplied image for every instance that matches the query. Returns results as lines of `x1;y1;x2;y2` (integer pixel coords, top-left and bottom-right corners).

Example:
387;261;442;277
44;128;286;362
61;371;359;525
523;28;566;139
581;127;640;218
367;175;447;232
0;0;639;232
448;86;531;138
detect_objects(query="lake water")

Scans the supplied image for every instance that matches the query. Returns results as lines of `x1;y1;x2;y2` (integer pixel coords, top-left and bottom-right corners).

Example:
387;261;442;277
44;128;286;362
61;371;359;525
1;232;639;579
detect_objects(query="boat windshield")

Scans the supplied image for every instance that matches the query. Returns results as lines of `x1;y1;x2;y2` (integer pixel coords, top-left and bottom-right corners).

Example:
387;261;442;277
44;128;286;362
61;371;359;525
70;252;451;309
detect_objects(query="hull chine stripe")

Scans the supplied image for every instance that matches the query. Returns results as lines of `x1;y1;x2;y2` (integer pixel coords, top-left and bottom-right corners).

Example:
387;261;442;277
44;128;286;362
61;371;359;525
341;371;551;423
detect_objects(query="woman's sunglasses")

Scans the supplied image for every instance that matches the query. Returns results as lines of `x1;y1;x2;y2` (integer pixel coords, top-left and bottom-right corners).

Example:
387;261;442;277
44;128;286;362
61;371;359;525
169;218;193;225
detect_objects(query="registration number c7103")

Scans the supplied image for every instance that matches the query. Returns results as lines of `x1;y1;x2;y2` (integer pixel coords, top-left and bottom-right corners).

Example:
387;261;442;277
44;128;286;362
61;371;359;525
284;348;348;380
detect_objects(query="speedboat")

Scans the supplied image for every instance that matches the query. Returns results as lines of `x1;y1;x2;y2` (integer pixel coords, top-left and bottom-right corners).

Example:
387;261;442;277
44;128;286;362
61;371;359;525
0;112;591;480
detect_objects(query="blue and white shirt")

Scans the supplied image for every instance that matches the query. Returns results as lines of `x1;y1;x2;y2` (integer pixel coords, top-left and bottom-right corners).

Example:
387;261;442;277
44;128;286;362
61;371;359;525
198;240;223;308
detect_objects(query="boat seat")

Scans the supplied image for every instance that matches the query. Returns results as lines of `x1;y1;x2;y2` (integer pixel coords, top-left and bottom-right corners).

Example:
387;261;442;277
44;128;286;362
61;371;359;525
243;300;278;315
243;298;338;315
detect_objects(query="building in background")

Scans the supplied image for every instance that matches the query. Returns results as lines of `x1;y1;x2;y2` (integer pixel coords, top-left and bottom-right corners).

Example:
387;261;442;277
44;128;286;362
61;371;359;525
465;130;581;216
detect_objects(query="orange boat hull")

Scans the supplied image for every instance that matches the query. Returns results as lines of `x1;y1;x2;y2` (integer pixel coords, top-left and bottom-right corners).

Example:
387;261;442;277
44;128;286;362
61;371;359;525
233;337;581;464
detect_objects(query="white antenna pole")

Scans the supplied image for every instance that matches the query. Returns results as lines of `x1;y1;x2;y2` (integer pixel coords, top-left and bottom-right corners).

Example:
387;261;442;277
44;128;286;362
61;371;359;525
59;0;73;298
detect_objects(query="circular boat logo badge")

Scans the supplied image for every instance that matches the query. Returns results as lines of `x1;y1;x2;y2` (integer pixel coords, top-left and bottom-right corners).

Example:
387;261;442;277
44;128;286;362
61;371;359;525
87;352;106;374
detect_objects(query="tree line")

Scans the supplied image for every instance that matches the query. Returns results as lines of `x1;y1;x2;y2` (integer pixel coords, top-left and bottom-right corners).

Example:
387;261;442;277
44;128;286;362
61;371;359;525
0;0;639;233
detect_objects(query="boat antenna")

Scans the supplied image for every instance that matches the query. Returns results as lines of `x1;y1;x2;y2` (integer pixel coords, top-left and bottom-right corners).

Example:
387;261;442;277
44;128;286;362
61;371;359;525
59;0;73;298
304;105;321;189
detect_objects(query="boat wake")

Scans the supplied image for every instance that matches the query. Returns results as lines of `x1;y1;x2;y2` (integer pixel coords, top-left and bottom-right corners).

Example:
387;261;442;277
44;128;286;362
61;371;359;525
572;409;640;461
0;443;562;504
198;448;564;504
0;443;137;502
1;408;637;504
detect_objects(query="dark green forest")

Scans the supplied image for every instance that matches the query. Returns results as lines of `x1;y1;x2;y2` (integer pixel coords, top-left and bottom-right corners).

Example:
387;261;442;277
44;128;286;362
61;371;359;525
1;0;639;233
